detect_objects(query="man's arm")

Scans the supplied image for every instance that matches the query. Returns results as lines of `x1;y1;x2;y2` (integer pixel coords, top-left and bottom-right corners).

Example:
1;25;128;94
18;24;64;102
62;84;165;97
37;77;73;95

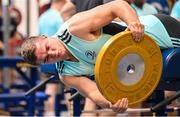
69;0;144;41
61;76;110;108
60;76;128;112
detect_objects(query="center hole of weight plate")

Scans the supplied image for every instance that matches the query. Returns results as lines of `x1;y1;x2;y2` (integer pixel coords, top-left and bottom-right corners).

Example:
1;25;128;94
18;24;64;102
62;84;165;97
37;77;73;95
117;53;145;85
127;64;135;74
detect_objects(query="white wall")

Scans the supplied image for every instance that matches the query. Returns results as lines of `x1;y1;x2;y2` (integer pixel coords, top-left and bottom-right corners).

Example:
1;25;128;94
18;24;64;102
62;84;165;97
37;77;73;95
13;0;39;37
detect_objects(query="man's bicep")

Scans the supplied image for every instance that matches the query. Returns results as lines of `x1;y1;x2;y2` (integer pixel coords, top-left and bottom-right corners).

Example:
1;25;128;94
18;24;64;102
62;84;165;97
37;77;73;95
67;3;114;35
87;5;114;31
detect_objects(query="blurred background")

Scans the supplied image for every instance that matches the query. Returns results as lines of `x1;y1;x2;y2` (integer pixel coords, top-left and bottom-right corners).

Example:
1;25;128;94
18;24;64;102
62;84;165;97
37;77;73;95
0;0;179;116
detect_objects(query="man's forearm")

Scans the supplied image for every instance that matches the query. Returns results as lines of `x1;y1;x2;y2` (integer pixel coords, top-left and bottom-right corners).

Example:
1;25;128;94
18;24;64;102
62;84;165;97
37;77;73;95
79;78;110;108
87;86;110;108
110;0;140;25
61;76;110;108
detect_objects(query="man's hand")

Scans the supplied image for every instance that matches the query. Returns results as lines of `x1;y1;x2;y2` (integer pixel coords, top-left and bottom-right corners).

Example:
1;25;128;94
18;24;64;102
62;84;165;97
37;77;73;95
109;98;128;113
126;22;144;42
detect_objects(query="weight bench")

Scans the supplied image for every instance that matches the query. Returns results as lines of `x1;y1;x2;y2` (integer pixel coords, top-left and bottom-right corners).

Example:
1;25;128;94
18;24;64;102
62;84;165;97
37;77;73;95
38;64;68;116
159;48;180;90
153;48;180;116
0;56;49;116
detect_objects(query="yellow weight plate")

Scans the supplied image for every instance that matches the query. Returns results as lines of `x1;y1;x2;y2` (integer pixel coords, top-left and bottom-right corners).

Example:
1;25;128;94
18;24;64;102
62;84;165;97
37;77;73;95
95;31;162;105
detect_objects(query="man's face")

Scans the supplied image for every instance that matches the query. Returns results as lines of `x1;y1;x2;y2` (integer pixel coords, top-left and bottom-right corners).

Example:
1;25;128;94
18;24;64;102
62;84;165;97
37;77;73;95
35;36;64;64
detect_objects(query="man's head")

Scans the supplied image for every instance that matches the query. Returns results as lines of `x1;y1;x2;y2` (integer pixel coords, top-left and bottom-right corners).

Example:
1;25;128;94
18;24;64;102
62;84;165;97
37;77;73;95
18;35;65;65
18;36;44;65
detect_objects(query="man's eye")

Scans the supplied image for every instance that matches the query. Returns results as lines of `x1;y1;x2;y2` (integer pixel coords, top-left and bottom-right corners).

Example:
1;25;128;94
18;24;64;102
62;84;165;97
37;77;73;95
46;46;50;51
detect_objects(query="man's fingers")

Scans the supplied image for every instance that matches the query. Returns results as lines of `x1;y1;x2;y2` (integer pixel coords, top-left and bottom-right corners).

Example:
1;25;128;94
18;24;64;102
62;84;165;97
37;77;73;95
110;99;121;112
119;98;128;113
139;24;144;40
128;25;140;42
115;98;128;113
110;98;128;113
127;22;144;42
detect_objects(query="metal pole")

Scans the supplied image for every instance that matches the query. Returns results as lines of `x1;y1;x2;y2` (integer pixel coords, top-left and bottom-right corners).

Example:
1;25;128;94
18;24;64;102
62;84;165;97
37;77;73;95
2;0;10;55
83;108;151;113
26;0;30;37
2;0;10;88
25;75;56;96
151;90;180;112
82;106;180;113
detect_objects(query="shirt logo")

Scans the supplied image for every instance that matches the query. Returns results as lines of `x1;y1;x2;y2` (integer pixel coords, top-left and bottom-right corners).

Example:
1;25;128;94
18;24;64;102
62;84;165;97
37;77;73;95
85;50;96;60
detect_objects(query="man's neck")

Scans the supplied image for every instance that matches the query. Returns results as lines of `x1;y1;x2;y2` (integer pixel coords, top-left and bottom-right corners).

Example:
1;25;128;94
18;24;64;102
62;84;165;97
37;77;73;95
58;39;79;62
65;49;79;62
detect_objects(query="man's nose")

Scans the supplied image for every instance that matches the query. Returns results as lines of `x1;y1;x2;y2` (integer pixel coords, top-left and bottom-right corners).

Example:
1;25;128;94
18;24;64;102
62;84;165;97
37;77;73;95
48;50;59;57
48;51;55;56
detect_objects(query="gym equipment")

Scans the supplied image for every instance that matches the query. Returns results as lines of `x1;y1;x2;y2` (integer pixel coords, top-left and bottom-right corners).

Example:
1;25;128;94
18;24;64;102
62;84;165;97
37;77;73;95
0;56;48;116
154;48;180;116
95;31;162;105
82;89;180;113
83;107;180;113
161;48;180;82
81;47;180;116
40;64;68;116
25;75;57;96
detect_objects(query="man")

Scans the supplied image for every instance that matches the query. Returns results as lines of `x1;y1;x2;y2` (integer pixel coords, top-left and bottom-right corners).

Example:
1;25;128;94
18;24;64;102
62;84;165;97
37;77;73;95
146;0;170;14
130;0;158;16
19;0;180;113
105;0;158;16
171;0;180;21
39;0;66;36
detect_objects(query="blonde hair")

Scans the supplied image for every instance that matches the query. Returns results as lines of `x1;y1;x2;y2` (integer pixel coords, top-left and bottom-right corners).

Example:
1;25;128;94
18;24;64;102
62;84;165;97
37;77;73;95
18;36;40;65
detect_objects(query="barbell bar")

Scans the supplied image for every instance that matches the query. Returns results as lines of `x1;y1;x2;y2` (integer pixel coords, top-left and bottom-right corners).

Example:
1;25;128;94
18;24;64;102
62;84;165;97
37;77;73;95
82;106;180;113
82;90;180;113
